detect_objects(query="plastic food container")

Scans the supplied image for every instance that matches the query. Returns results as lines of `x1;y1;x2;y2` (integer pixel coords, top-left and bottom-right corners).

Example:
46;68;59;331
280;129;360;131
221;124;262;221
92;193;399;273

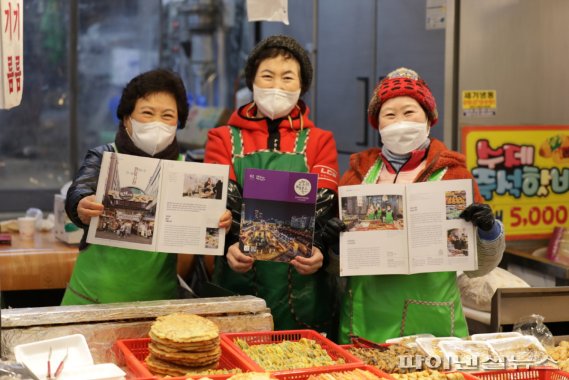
487;335;551;366
14;334;126;380
385;334;435;348
439;340;500;371
471;332;522;341
416;337;462;358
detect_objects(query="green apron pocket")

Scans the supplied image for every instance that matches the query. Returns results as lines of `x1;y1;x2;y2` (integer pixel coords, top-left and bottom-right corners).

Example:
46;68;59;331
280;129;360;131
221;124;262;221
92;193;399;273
401;299;455;337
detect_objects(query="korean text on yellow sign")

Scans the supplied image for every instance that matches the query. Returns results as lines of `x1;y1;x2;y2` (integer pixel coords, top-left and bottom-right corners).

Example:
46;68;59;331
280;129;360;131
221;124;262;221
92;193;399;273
462;90;496;110
463;126;569;240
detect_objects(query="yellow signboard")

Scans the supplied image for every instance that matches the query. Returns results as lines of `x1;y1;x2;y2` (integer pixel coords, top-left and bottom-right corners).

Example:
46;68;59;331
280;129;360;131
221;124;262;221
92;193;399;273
463;126;569;240
462;90;497;110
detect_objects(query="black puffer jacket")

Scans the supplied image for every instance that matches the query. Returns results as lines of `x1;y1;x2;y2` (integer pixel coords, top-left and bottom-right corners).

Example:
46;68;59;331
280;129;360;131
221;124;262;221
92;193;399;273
65;143;115;249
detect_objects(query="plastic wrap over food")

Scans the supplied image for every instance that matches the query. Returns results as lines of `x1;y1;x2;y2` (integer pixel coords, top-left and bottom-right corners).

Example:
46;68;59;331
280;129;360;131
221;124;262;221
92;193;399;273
513;314;555;348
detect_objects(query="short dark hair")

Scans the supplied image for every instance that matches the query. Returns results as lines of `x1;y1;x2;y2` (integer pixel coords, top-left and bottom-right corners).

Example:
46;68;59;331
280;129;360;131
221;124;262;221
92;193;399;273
116;69;189;129
249;47;301;83
244;35;313;95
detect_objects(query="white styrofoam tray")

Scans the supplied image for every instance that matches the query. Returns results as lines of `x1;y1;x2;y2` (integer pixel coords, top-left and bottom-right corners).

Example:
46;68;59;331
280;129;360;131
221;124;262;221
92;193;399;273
14;334;125;380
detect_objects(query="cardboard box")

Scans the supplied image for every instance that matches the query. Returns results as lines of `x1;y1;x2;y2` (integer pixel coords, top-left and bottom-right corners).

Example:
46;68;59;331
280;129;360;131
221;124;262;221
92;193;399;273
54;194;82;244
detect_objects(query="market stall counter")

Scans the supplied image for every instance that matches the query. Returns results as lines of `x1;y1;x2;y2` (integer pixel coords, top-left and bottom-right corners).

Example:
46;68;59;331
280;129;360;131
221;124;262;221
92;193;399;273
0;296;273;365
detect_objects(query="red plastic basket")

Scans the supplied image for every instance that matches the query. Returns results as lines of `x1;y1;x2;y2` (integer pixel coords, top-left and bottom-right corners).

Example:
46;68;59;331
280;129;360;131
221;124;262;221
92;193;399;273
270;365;393;379
472;368;569;380
220;330;363;375
115;337;261;380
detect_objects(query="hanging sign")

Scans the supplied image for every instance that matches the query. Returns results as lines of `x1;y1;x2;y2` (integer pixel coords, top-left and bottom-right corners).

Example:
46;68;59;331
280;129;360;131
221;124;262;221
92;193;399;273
462;90;496;117
0;0;23;109
246;0;289;25
463;126;569;240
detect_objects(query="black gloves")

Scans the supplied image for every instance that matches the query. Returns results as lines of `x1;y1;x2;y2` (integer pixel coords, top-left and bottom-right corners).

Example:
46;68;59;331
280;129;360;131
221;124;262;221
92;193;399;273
321;217;347;252
459;203;495;231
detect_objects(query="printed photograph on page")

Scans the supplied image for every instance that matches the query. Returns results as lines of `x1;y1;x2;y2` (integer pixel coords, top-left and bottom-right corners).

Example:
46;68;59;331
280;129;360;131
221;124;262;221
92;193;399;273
239;168;318;263
341;194;404;231
90;152;160;250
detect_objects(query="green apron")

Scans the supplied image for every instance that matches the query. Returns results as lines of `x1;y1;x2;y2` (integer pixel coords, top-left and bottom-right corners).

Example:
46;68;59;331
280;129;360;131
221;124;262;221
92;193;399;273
61;147;182;305
338;158;468;343
212;126;337;336
385;210;394;224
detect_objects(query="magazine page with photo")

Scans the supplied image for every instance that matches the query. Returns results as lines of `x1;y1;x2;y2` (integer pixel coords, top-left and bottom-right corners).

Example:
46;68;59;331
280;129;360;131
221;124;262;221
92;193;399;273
87;152;229;255
339;183;409;276
405;179;477;273
87;152;162;252
239;168;318;263
155;159;228;255
338;179;477;276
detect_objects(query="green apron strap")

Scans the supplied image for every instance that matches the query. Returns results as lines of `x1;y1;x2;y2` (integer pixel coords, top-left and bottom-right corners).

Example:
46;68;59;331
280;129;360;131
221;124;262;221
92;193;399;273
363;158;383;184
363;157;446;184
230;126;243;157
294;128;309;154
428;167;447;182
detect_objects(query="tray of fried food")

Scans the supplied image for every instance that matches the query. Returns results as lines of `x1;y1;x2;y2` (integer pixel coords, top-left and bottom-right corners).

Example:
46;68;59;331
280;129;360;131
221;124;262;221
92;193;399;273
415;337;462;359
438;340;499;371
470;332;522;341
547;340;569;371
486;335;551;368
385;334;434;349
347;342;424;374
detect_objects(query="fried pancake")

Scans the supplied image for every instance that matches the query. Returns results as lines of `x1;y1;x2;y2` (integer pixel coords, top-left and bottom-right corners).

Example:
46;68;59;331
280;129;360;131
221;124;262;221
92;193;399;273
150;313;219;343
148;342;221;366
149;331;220;351
150;339;220;352
145;354;219;377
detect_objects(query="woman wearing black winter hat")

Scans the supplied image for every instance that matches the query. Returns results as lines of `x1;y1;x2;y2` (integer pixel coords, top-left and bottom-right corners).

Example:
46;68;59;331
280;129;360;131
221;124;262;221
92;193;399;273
204;35;340;336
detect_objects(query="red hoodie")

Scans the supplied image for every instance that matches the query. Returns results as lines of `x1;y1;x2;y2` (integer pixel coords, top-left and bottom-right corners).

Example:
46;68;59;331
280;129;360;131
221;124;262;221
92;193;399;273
204;101;339;191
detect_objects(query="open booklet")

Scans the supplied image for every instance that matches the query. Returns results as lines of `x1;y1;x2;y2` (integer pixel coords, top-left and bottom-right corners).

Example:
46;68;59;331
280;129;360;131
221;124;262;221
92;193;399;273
338;179;478;276
239;168;318;262
87;152;229;255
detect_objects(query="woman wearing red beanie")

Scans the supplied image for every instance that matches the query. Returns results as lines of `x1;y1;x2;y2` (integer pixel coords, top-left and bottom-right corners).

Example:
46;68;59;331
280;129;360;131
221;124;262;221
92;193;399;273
323;67;505;343
204;35;340;337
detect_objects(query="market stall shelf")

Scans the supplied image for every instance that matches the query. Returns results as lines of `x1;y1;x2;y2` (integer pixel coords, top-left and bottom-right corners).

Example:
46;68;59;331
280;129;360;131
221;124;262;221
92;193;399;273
1;296;273;363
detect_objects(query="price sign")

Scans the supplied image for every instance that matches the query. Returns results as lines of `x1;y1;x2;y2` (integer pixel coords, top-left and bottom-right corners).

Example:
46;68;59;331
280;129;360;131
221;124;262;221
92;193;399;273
463;126;569;240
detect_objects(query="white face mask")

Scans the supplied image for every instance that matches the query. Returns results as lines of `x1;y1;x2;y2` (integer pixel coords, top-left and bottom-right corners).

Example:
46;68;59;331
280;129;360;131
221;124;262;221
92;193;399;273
128;118;177;156
253;84;300;120
379;120;429;155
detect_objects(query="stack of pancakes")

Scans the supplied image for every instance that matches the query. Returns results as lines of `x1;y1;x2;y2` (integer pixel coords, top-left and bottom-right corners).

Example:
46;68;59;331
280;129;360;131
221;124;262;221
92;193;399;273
145;313;222;377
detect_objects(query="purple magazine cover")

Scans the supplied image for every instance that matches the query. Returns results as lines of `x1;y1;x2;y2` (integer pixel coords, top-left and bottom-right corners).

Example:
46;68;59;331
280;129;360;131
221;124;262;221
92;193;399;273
240;168;318;262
